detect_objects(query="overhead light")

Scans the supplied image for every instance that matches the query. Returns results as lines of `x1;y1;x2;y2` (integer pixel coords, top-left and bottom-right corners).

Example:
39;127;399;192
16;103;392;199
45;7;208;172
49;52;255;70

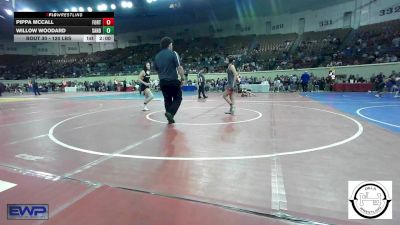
64;8;70;12
87;7;93;12
169;2;180;9
110;4;116;10
71;7;78;12
20;8;34;12
78;7;84;12
121;1;127;8
121;1;133;8
97;3;108;11
4;9;13;16
52;10;57;12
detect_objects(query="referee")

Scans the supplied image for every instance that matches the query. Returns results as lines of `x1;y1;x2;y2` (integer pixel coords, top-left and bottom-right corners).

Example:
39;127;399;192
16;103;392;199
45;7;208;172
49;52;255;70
155;37;185;124
197;67;208;99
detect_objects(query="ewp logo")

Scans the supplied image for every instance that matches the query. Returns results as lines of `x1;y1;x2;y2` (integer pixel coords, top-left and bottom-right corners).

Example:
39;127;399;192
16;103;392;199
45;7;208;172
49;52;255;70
7;204;49;220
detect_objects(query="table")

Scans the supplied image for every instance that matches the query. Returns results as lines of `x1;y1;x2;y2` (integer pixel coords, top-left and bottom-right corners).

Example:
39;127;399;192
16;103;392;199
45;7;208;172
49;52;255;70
241;84;270;93
182;85;197;92
333;83;373;92
64;87;77;93
117;86;134;92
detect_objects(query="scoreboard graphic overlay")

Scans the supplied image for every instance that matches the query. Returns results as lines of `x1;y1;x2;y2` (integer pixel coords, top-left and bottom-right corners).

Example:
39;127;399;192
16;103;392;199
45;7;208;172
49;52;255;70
14;12;114;43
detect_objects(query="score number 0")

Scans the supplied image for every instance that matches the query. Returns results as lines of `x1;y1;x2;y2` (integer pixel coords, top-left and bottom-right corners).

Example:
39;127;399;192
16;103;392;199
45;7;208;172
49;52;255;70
102;18;114;26
102;18;115;35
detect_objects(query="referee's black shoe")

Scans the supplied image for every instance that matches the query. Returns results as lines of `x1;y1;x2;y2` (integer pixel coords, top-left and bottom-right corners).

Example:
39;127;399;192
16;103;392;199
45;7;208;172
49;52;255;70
165;112;175;124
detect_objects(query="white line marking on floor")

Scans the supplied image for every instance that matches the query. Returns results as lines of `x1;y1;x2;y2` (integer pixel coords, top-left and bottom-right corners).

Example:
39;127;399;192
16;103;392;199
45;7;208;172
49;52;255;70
7;134;48;145
69;119;123;131
41;187;96;224
4;106;128;146
25;111;40;115
20;170;60;181
237;100;400;104
271;157;287;210
71;126;85;130
15;154;45;161
356;105;400;128
0;106;39;111
0;180;17;192
63;132;162;177
0;105;104;128
0;119;43;128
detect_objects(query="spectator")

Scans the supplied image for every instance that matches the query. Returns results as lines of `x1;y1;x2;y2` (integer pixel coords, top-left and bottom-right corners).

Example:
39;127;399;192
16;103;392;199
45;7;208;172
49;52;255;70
301;71;310;92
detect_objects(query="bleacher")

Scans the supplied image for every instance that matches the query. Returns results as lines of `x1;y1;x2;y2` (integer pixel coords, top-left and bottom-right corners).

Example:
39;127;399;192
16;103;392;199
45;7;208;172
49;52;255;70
1;19;400;79
300;28;351;54
257;33;297;54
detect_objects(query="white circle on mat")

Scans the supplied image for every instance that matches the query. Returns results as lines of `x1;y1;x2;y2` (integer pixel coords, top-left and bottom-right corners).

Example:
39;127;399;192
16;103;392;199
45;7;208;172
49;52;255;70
48;104;363;161
145;107;263;125
356;105;400;128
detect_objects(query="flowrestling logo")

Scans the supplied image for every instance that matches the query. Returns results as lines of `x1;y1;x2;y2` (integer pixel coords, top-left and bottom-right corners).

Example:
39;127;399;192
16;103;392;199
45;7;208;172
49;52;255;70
348;181;392;219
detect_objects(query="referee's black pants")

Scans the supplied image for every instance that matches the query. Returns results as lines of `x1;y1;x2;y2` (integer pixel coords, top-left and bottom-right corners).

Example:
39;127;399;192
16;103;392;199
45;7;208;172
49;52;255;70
198;84;206;98
160;80;182;116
